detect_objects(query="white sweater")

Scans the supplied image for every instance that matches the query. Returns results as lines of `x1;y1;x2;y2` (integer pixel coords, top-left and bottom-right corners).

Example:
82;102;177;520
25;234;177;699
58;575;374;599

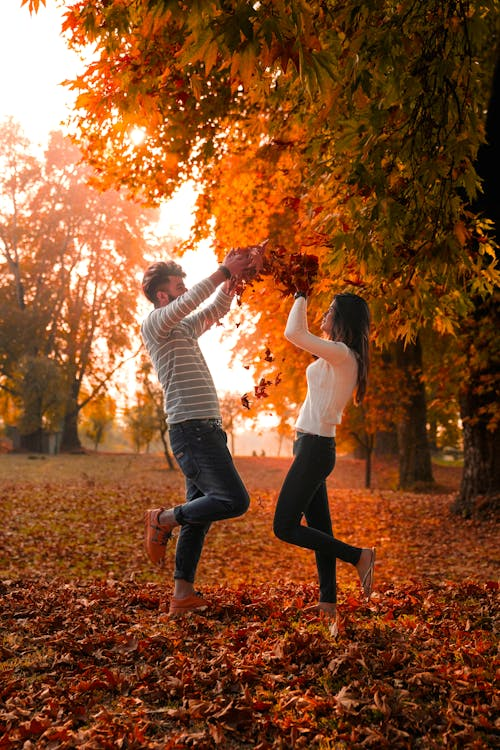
285;297;358;437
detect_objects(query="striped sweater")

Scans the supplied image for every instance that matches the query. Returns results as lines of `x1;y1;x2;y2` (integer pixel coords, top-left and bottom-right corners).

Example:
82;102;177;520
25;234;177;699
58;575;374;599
141;278;232;425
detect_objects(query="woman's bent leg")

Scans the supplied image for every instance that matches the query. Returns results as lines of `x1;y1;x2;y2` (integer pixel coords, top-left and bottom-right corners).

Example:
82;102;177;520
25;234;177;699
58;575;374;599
274;434;362;592
304;482;337;603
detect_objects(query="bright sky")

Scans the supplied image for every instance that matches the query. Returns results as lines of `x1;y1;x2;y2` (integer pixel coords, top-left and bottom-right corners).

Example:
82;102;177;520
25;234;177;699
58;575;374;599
0;0;255;396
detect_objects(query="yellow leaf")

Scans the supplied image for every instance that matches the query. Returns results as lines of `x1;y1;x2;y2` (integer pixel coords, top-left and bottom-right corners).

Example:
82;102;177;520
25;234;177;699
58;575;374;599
204;42;219;76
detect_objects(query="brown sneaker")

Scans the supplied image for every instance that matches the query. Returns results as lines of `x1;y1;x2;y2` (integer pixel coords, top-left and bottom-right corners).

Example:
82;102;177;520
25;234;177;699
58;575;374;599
144;508;174;567
168;592;209;617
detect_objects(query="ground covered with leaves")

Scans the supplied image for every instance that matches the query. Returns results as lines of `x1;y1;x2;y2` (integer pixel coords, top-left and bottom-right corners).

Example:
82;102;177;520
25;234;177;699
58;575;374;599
1;454;498;748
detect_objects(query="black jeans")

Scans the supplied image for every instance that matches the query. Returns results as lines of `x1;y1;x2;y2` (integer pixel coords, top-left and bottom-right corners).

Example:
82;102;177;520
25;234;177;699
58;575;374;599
169;420;250;583
273;432;361;603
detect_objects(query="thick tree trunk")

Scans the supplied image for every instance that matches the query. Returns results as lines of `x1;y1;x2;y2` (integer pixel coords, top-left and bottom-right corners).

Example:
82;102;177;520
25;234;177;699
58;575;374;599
60;381;83;452
395;337;434;489
60;407;83;452
452;50;500;517
19;429;43;453
374;428;398;457
452;380;500;517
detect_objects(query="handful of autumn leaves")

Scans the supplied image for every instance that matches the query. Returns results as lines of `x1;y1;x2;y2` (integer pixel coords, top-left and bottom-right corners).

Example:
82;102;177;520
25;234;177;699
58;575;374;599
231;240;319;301
230;241;319;411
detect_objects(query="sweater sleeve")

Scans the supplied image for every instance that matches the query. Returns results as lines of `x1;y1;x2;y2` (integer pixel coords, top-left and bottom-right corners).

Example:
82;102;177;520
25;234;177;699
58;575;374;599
285;297;351;364
187;287;233;338
142;277;218;338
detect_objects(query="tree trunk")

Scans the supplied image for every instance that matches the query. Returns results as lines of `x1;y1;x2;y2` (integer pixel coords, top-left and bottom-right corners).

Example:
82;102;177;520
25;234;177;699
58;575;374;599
19;429;43;453
350;431;374;489
374;427;398;457
60;381;83;452
452;49;500;517
395;337;434;488
160;427;175;470
365;438;373;489
452;379;500;517
61;407;83;452
277;433;284;457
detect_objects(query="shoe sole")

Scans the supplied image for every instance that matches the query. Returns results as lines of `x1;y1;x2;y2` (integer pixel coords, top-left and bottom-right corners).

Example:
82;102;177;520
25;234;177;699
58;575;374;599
168;605;209;618
144;510;171;567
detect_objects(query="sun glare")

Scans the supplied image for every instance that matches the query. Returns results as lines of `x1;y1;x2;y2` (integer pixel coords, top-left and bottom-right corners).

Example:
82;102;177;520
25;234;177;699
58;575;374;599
156;181;198;241
129;126;146;146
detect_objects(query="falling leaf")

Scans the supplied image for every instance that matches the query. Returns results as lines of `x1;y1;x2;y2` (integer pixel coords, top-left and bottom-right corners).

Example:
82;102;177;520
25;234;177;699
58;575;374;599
241;393;251;409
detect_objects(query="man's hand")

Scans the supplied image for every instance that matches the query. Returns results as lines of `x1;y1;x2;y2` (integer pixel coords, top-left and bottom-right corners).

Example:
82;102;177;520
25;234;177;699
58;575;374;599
221;249;252;279
224;240;268;280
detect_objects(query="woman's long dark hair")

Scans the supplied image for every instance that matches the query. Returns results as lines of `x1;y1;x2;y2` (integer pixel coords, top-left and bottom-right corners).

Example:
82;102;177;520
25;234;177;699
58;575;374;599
329;293;370;404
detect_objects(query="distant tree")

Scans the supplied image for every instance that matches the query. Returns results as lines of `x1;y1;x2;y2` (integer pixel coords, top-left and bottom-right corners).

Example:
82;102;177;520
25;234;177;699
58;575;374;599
422;330;464;453
394;338;434;488
81;393;116;451
135;355;175;468
219;392;246;455
339;347;410;488
12;355;66;452
123;400;157;454
274;402;296;458
0;121;156;451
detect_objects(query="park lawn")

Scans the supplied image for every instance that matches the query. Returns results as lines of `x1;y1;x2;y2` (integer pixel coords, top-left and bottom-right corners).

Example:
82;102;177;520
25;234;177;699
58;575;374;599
0;453;498;748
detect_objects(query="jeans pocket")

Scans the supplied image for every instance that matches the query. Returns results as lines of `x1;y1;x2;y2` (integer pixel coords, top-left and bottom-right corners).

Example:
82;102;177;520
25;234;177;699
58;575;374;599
173;444;200;481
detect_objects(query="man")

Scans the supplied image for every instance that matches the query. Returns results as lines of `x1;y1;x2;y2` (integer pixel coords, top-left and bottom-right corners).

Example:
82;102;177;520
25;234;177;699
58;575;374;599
141;250;254;616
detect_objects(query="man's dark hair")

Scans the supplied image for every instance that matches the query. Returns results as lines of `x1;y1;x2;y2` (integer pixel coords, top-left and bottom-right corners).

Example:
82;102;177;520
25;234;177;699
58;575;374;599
142;260;185;303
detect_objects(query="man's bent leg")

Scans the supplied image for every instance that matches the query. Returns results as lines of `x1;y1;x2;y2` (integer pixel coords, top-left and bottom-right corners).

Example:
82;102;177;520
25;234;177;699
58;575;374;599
169;422;250;526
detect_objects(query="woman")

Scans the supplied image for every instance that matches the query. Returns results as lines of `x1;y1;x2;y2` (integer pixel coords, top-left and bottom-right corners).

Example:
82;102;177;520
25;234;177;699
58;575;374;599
273;290;375;625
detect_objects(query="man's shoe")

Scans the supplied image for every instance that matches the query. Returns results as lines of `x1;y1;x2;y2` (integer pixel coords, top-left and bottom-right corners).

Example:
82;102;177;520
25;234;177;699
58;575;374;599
168;592;209;617
144;508;173;567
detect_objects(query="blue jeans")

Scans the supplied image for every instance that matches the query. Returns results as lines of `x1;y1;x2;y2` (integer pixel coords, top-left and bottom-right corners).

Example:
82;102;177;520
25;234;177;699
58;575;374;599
168;420;250;583
273;432;361;603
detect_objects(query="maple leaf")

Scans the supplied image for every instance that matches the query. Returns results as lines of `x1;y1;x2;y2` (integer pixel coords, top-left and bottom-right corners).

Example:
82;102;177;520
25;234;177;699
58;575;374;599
241;393;251;409
21;0;46;12
254;377;272;399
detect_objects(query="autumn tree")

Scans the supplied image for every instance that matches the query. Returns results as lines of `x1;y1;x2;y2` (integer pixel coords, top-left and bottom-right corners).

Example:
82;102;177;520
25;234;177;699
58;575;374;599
421;330;464;453
0;121;156;451
9;355;66;452
56;1;500;505
80;392;116;451
123;399;157;454
338;348;410;489
218;392;247;455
